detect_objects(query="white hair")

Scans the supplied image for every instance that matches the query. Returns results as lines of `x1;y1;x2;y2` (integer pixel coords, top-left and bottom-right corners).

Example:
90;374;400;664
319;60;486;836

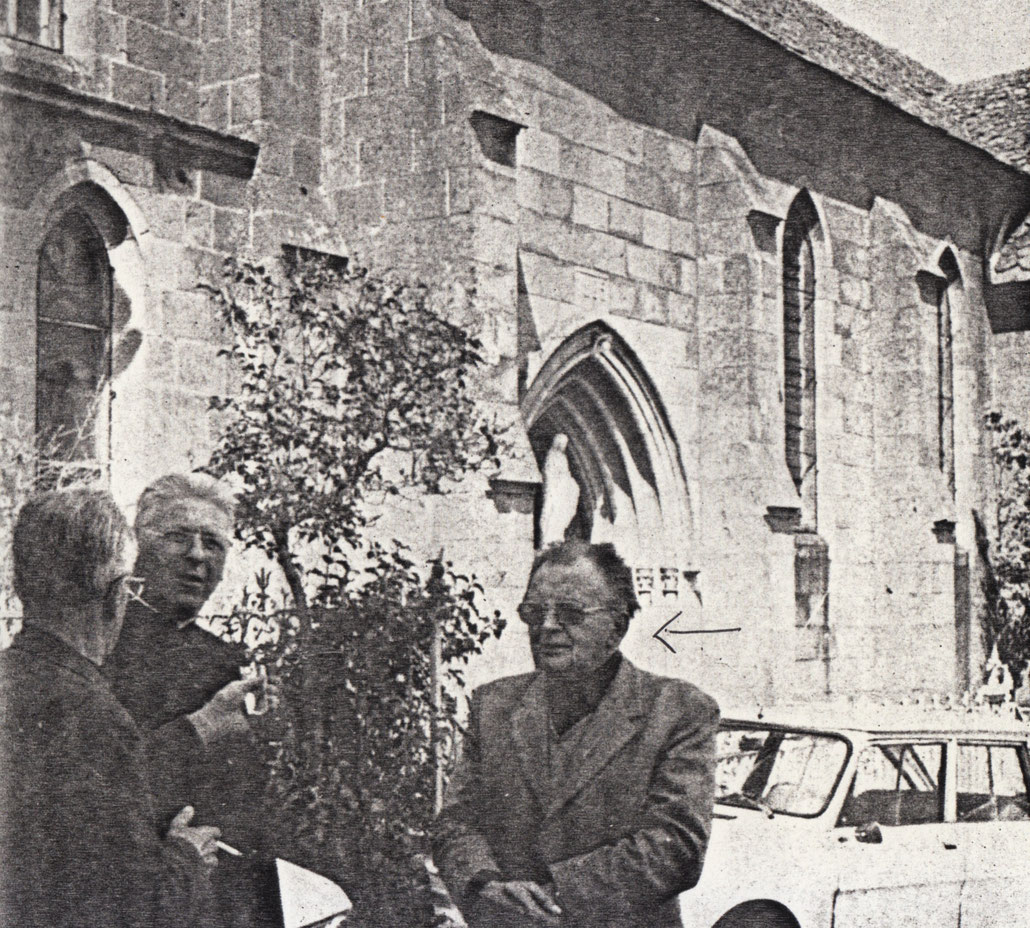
135;473;236;535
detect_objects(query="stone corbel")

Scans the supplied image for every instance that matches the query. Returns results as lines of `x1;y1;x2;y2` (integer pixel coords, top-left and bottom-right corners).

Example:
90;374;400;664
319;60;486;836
930;489;958;542
760;439;809;534
933;519;957;545
765;506;802;534
486;477;538;514
486;409;541;515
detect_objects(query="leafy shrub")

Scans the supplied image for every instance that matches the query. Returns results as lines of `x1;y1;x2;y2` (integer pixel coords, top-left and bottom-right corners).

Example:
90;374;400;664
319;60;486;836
982;412;1030;676
200;250;504;925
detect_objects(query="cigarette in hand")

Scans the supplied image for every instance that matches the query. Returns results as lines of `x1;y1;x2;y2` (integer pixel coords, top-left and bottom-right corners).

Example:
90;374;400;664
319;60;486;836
215;840;242;857
239;663;269;715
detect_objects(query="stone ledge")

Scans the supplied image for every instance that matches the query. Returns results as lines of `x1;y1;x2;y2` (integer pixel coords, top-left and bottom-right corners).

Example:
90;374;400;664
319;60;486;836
0;70;259;179
765;505;801;534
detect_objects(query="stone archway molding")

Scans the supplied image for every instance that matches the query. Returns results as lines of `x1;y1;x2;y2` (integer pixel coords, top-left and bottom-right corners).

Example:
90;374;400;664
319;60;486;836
26;159;150;248
24;159;151;332
522;321;697;571
923;237;966;281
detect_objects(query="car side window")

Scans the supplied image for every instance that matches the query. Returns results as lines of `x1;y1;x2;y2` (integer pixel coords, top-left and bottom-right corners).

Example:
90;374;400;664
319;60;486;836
956;743;1030;822
837;743;944;827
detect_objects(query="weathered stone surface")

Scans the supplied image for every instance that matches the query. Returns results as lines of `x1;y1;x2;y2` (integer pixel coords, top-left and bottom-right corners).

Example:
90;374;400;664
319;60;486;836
5;0;1027;708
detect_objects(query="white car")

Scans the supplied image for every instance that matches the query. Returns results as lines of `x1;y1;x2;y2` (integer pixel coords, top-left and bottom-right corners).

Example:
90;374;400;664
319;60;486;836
677;705;1030;928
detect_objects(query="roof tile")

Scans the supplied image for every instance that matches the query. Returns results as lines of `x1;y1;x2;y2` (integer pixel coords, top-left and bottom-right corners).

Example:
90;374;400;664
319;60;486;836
936;69;1030;173
703;0;1029;175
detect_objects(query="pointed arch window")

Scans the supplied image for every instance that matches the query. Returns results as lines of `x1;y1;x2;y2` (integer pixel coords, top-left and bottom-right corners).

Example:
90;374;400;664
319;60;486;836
36;209;113;472
935;250;960;497
782;195;820;524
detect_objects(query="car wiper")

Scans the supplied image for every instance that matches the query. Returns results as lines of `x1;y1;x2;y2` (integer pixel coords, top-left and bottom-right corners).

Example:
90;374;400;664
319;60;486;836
717;791;775;818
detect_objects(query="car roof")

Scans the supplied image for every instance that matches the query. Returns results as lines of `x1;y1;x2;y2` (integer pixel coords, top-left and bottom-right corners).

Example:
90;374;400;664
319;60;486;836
721;702;1030;738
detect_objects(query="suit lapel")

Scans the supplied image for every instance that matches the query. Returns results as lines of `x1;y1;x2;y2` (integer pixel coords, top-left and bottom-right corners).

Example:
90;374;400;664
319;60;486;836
545;658;646;818
510;673;551;809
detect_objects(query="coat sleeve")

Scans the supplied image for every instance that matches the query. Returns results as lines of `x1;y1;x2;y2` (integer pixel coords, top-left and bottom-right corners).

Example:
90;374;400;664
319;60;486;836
141;716;209;824
49;709;211;928
548;692;719;919
431;693;503;900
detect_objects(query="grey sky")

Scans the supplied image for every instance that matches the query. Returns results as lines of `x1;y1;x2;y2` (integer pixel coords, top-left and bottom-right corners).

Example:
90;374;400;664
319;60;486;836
810;0;1030;82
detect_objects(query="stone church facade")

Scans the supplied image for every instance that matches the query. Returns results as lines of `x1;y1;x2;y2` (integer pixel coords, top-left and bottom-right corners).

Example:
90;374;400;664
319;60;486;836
3;0;1030;706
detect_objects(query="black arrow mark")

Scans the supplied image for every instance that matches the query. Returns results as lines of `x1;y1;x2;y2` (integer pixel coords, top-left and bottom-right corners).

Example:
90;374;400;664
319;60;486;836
652;612;742;654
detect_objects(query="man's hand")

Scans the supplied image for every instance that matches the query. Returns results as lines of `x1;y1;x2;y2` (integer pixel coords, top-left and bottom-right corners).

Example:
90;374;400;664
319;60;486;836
187;677;265;746
480;880;561;923
167;805;221;869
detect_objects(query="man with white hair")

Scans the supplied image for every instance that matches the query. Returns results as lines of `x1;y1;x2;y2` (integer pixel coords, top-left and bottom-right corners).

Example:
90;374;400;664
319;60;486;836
104;473;274;927
0;488;220;927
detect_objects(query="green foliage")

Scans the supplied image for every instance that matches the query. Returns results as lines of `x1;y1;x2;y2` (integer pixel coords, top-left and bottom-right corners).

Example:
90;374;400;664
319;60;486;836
232;547;501;924
202;251;500;586
983;412;1030;673
200;250;505;926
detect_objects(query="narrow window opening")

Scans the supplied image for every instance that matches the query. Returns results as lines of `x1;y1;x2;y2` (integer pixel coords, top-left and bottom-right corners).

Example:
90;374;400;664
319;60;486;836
6;0;63;50
936;250;959;497
470;111;523;168
782;196;819;526
36;210;112;478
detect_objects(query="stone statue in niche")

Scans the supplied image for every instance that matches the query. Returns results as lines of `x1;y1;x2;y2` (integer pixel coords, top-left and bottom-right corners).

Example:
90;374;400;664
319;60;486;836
538;433;580;547
977;642;1014;705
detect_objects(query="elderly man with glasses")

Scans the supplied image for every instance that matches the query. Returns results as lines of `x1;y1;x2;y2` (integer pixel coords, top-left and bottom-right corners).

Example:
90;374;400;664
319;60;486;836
104;473;275;927
433;540;719;928
0;488;221;927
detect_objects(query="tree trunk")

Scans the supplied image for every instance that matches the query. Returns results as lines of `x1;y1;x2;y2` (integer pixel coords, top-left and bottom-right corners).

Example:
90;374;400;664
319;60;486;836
273;528;324;751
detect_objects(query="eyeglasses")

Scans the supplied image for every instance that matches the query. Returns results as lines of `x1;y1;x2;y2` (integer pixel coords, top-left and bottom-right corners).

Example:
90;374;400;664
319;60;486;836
154;529;227;556
516;601;611;630
115;575;158;613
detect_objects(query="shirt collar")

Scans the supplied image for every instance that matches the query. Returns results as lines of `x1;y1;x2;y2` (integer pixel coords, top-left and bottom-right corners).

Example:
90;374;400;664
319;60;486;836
124;596;197;632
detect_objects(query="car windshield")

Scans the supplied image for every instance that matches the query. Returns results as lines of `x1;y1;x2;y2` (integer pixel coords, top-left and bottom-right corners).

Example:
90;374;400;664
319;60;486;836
716;724;850;818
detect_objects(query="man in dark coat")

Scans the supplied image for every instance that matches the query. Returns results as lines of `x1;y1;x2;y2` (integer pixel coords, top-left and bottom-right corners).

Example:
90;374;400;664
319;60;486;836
0;488;220;928
103;473;274;927
433;540;719;928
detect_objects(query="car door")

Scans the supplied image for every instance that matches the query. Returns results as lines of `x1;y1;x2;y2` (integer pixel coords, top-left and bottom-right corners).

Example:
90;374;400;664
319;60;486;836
831;740;962;928
953;739;1030;928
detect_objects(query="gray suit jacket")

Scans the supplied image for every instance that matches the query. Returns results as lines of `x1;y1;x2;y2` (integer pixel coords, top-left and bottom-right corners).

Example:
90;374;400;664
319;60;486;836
432;658;719;928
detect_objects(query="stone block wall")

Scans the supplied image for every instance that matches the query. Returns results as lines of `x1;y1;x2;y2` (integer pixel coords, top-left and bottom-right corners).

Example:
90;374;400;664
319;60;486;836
377;0;1015;702
4;0;1028;702
0;0;342;514
321;0;476;282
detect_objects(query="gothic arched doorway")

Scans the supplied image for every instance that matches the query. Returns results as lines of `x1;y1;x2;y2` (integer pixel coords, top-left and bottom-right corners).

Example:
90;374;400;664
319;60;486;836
522;323;695;600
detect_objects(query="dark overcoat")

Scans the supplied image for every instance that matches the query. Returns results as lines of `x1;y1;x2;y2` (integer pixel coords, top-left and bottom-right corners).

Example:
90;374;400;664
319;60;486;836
0;625;209;928
432;658;719;928
104;600;278;927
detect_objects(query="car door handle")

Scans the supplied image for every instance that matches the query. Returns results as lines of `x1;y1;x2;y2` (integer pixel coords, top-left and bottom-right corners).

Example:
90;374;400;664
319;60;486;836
943;842;958;850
